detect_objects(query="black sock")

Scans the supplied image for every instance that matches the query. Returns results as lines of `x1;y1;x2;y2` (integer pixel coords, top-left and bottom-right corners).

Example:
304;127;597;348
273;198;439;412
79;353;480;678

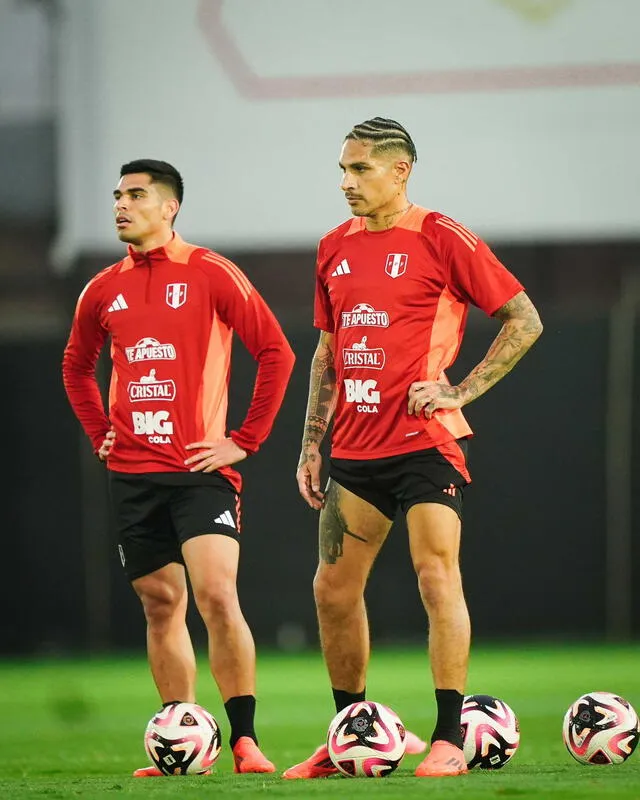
332;687;366;714
225;695;257;748
431;689;464;748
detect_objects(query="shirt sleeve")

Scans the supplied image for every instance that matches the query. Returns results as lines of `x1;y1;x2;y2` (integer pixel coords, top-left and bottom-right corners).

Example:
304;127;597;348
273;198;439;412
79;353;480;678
210;257;295;455
62;277;111;452
313;240;335;332
436;217;523;316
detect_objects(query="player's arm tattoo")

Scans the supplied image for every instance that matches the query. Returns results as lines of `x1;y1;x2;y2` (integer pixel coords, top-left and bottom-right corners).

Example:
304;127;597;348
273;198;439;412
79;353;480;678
458;291;543;404
319;480;367;564
300;331;337;461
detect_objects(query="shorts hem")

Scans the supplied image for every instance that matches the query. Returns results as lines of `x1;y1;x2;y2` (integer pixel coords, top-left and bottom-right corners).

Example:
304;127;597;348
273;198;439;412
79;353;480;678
402;495;463;523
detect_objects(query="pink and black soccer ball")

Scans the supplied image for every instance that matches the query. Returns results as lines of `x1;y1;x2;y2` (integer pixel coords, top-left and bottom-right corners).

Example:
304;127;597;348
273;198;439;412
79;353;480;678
144;701;221;775
327;701;406;777
563;692;639;765
461;694;520;769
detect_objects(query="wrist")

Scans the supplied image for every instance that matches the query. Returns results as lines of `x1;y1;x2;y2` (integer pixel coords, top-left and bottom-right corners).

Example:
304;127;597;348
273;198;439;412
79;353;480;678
456;383;474;406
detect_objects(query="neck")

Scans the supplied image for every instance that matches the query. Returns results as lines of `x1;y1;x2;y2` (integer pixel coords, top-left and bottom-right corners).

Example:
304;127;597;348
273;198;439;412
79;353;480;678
364;195;412;232
128;228;174;253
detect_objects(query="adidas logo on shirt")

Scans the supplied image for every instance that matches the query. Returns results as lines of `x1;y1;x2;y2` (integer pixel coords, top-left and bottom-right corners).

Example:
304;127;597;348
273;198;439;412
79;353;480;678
108;294;128;312
331;259;351;277
214;510;236;529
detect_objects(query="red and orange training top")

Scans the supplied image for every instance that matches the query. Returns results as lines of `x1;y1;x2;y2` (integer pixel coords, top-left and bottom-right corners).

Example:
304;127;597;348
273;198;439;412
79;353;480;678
314;206;523;461
63;233;295;492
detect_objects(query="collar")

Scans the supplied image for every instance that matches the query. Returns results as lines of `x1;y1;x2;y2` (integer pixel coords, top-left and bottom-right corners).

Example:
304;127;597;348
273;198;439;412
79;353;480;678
127;232;184;266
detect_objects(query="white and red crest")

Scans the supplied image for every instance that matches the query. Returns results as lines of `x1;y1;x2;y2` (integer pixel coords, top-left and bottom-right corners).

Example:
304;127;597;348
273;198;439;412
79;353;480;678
384;253;408;279
166;283;187;309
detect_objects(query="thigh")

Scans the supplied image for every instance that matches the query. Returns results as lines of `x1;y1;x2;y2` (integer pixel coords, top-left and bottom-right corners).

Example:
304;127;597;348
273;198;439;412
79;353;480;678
181;534;240;598
169;479;241;545
406;502;462;572
317;479;393;589
108;473;180;581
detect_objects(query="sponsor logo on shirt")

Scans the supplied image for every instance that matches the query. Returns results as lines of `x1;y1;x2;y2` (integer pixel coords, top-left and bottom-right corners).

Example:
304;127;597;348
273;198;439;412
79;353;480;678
125;337;177;363
132;410;174;443
342;336;386;370
341;303;390;329
166;282;188;308
385;253;408;279
127;369;176;402
343;378;380;413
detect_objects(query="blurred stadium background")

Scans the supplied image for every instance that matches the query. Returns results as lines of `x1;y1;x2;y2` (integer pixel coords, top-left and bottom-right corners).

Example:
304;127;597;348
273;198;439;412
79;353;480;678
1;0;639;660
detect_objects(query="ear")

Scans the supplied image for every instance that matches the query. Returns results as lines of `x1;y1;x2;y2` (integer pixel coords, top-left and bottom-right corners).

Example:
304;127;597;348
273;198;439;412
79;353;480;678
394;159;412;183
164;198;180;222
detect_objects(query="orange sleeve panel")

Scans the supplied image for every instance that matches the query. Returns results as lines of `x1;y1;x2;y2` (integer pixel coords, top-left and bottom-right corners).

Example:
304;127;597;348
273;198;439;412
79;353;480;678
201;252;296;455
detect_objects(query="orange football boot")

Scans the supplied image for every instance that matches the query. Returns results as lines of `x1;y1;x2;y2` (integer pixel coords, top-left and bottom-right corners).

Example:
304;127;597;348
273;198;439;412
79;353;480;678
415;740;468;777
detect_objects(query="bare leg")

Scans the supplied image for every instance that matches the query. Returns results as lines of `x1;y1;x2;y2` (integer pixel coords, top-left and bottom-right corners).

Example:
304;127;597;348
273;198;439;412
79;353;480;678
182;534;255;701
133;563;196;703
407;502;470;692
314;480;392;693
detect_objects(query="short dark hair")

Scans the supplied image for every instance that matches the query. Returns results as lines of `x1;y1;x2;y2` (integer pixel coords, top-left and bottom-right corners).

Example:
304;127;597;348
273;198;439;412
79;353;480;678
119;159;184;205
345;117;418;163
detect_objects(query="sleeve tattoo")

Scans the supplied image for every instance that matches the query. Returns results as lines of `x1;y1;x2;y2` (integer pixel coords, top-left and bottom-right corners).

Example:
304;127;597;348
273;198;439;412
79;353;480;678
301;332;337;452
458;291;543;404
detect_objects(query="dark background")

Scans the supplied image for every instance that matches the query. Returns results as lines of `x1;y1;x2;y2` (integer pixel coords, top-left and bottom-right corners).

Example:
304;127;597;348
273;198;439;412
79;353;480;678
2;241;639;655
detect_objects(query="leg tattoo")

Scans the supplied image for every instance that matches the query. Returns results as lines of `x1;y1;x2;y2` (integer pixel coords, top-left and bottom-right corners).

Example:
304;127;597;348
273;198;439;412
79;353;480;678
320;481;367;564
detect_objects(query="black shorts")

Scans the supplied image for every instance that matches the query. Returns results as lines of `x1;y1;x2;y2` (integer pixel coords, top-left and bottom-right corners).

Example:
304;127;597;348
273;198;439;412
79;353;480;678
108;472;241;581
329;439;470;522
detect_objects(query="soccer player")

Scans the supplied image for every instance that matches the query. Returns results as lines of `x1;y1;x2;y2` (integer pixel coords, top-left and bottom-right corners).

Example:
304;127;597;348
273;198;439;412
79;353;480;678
63;159;295;777
285;118;542;779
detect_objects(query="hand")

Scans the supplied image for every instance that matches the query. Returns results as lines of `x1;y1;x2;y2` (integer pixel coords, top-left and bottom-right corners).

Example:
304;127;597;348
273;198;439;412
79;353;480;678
408;382;467;419
184;438;247;473
97;430;115;461
297;447;324;510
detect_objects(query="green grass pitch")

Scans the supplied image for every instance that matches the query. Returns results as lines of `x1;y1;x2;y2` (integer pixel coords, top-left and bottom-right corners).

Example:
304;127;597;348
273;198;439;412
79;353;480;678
2;644;639;799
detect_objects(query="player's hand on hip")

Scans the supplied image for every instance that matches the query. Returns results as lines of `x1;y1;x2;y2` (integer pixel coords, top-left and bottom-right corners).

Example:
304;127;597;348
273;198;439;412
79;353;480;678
184;438;247;472
297;448;324;510
408;381;467;419
97;429;115;461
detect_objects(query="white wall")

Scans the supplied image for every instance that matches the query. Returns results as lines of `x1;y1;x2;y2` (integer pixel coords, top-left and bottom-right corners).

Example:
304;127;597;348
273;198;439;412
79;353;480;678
54;0;640;265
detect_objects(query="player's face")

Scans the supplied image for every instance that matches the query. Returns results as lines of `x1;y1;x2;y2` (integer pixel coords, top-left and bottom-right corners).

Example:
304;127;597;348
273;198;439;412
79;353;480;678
339;140;405;217
112;173;176;246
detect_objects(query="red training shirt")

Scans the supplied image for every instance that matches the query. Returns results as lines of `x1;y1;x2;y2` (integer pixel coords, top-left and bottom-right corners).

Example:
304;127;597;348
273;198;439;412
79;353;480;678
63;233;295;492
314;206;523;460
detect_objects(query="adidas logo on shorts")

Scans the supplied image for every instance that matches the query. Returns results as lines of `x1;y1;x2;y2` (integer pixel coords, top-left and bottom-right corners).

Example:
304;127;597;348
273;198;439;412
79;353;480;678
214;510;236;529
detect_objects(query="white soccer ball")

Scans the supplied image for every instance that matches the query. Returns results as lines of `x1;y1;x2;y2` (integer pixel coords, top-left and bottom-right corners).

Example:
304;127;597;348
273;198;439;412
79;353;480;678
144;702;222;775
327;701;406;777
563;692;639;765
461;694;520;769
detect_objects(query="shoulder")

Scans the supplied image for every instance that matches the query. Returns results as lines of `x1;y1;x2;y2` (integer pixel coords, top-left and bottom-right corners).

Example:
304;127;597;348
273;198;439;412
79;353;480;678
76;260;125;306
422;211;480;254
189;247;253;298
318;218;359;257
319;217;356;246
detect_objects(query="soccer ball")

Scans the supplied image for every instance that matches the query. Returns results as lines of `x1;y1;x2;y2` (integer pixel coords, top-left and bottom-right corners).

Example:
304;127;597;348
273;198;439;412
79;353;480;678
144;702;222;775
327;701;406;777
563;692;639;765
461;694;520;769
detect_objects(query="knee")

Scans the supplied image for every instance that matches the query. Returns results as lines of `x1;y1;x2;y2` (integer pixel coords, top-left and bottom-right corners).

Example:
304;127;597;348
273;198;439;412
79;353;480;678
136;581;186;628
193;583;238;623
313;569;360;618
415;555;462;610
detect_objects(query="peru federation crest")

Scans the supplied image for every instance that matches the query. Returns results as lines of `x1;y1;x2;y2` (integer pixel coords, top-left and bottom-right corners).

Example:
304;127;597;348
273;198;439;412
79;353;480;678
166;283;187;308
385;253;408;279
